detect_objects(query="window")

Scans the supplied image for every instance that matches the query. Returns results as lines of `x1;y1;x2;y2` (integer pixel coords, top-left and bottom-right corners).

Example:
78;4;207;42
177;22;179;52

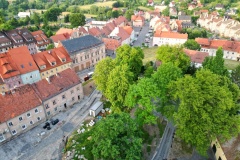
42;73;44;76
0;133;5;142
47;111;50;115
8;122;13;126
11;130;17;135
72;97;75;101
62;95;66;99
30;121;34;125
30;75;32;78
35;109;39;113
37;117;41;121
22;124;26;130
45;104;49;109
19;117;23;121
21;64;24;68
51;62;56;66
54;107;57;112
27;113;31;117
53;100;56;105
77;87;80;91
71;90;74;94
62;58;66;62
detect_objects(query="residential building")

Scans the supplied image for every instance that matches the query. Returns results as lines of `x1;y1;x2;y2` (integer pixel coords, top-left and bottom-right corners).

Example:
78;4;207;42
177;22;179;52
123;26;135;43
195;38;240;61
32;69;83;118
18;28;38;54
153;31;188;46
170;7;178;17
61;35;105;72
147;0;154;6
0;53;22;91
183;49;209;68
31;30;51;52
102;37;121;52
0;84;45;144
0;32;12;53
4;30;25;48
8;46;41;84
32;47;72;79
114;16;128;27
154;5;167;12
215;4;224;10
131;15;145;27
181;21;195;29
188;4;196;10
178;15;191;22
50;34;67;48
55;28;73;39
110;27;131;45
169;1;175;7
17;12;30;18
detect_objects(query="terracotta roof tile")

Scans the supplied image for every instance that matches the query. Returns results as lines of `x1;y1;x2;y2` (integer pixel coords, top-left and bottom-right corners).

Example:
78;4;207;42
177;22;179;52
32;68;80;101
31;30;51;47
88;27;102;36
123;26;133;35
154;31;188;39
0;53;20;79
56;28;73;36
32;46;72;72
117;27;130;41
8;46;39;74
102;38;121;50
50;34;67;43
0;84;42;123
114;16;127;25
184;48;209;63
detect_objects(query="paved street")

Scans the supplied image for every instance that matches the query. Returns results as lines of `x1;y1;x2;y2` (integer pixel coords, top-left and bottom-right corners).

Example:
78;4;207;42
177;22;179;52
0;89;102;160
152;122;175;160
133;21;151;47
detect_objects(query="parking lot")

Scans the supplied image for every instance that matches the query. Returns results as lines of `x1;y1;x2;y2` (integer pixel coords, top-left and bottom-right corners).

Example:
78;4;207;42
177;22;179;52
133;21;153;47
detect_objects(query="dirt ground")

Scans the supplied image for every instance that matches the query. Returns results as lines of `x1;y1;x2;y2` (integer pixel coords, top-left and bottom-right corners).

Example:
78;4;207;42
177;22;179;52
83;80;96;96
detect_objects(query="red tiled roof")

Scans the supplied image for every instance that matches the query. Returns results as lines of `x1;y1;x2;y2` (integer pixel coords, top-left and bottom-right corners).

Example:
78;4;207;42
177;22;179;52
50;34;67;43
56;28;73;36
78;27;88;34
31;30;51;47
106;22;117;31
32;46;72;72
195;38;211;46
101;26;112;36
117;27;130;41
102;38;121;50
32;68;80;101
88;27;102;36
114;16;127;25
200;10;208;13
184;48;209;63
123;26;133;35
0;53;20;79
8;46;39;74
131;15;137;21
0;84;42;123
154;31;188;39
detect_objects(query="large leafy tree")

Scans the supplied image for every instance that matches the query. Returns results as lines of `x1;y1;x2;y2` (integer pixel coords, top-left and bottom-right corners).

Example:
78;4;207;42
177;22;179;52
69;13;86;27
152;63;182;111
183;39;201;50
31;12;41;27
91;113;142;160
156;45;191;73
169;69;240;155
124;9;134;21
231;65;240;87
202;47;229;77
105;64;134;112
44;7;61;21
116;45;144;80
125;77;158;125
93;57;115;95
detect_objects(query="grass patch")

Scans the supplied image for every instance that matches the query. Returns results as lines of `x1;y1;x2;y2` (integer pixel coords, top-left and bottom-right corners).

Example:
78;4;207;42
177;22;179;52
84;14;98;18
78;1;116;10
224;59;240;70
82;79;93;86
142;47;158;64
138;6;154;11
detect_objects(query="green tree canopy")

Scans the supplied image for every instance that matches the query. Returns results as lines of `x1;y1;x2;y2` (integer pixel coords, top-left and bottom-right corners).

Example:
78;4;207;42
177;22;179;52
231;65;240;87
116;45;144;80
112;10;119;18
125;77;158;125
169;69;240;155
44;7;61;21
91;113;142;160
46;44;54;50
156;45;191;73
69;13;86;27
93;57;115;95
162;7;170;16
31;12;41;27
105;64;134;112
202;47;229;77
124;9;134;21
183;39;201;50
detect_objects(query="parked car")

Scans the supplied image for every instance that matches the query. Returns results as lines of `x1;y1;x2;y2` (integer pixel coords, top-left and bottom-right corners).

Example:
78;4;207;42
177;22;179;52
51;119;59;125
47;126;51;130
43;122;50;129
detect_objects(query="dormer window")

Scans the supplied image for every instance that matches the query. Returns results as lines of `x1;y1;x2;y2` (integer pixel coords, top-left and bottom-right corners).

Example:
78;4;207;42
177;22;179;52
62;58;66;62
51;62;56;66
